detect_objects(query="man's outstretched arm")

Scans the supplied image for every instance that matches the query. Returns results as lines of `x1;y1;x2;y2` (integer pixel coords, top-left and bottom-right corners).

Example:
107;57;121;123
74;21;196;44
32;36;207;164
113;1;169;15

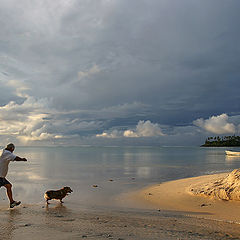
14;156;27;161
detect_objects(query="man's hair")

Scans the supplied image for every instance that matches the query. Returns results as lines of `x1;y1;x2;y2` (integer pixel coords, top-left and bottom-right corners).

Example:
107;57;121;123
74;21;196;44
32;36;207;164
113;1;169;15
6;143;15;150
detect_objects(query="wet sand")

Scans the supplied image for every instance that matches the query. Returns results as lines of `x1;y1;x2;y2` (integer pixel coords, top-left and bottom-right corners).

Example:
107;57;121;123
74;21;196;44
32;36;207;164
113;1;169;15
2;172;240;239
1;202;240;240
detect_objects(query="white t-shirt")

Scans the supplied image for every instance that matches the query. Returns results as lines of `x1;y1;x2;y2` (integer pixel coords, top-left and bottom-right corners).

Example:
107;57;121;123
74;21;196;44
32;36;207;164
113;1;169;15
0;149;16;178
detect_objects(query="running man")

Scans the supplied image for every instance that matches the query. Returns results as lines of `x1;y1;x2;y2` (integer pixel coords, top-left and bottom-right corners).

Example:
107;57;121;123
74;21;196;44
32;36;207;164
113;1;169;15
0;143;27;208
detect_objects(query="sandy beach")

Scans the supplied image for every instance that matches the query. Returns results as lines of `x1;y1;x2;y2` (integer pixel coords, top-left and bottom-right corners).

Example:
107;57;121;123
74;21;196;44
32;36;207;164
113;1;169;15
1;201;240;240
1;172;240;239
123;172;240;223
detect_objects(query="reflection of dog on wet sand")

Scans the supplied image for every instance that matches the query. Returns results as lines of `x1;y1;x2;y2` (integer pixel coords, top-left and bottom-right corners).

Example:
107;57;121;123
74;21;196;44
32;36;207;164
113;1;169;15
44;187;73;204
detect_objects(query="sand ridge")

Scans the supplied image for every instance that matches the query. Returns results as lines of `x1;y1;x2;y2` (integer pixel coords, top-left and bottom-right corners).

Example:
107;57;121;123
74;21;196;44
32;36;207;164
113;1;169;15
190;169;240;201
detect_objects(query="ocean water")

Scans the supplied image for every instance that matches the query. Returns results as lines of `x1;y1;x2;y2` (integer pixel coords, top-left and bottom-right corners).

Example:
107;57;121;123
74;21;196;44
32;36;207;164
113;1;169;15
1;146;240;209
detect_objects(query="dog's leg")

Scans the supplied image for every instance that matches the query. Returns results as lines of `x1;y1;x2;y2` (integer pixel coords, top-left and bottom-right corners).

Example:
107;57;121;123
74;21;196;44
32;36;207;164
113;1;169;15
46;199;49;204
60;199;64;203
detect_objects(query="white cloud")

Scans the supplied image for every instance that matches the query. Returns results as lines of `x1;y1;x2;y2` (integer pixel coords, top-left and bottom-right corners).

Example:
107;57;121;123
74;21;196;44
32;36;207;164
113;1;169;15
124;120;165;137
77;65;101;83
18;131;55;142
193;113;236;134
96;129;121;138
0;96;62;144
0;94;105;144
6;79;30;98
96;120;165;138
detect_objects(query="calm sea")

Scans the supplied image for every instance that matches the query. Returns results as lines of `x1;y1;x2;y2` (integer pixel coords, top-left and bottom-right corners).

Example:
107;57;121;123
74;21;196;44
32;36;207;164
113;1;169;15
1;146;240;209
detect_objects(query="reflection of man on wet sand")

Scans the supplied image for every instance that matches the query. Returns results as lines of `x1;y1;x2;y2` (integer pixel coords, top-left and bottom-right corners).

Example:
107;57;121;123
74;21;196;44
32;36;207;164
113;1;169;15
0;143;27;208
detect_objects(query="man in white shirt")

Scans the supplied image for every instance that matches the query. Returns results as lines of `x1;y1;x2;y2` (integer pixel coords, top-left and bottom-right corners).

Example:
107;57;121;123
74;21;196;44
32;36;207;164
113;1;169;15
0;143;27;208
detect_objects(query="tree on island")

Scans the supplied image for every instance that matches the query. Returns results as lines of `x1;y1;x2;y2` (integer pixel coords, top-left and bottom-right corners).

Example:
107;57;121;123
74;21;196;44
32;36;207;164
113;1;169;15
202;135;240;147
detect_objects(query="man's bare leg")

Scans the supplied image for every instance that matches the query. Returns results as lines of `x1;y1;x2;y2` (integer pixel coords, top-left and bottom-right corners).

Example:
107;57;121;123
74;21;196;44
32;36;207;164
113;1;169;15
4;183;14;203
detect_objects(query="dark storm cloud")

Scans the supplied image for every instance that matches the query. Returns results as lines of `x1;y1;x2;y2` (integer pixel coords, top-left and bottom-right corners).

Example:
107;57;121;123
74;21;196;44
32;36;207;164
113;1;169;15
0;0;240;145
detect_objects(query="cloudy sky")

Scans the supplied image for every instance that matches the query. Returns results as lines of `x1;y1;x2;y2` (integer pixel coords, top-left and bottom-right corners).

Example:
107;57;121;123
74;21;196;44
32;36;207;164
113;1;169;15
0;0;240;146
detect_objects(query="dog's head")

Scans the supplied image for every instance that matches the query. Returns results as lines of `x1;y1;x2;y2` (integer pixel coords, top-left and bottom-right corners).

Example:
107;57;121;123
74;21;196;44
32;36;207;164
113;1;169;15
63;186;73;194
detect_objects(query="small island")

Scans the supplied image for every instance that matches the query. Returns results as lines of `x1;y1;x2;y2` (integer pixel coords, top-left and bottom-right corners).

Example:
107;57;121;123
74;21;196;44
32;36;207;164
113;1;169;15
201;135;240;147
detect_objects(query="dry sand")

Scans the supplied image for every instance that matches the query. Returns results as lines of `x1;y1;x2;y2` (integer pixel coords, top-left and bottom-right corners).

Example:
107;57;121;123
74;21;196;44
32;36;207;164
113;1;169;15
123;171;240;224
2;171;240;239
191;169;240;201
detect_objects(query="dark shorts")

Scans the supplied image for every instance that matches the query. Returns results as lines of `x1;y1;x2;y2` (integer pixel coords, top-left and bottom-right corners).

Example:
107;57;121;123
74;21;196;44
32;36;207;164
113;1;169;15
0;177;11;187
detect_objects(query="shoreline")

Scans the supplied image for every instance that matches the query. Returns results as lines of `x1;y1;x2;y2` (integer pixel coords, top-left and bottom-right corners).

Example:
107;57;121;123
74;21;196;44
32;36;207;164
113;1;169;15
1;201;240;240
120;172;240;224
2;172;240;239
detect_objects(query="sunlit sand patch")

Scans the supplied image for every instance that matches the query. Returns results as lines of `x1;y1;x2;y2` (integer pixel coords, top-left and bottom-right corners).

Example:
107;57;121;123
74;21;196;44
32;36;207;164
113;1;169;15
190;169;240;201
122;170;240;223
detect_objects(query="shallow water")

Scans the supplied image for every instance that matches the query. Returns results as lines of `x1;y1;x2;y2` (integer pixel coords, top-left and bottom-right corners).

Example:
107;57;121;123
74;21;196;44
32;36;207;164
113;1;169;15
1;146;240;209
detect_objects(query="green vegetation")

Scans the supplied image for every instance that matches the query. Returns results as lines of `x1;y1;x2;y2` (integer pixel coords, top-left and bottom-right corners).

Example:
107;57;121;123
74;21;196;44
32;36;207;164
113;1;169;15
202;135;240;147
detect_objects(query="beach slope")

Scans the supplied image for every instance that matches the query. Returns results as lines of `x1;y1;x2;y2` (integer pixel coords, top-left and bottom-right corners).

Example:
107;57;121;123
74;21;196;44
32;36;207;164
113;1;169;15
124;170;240;223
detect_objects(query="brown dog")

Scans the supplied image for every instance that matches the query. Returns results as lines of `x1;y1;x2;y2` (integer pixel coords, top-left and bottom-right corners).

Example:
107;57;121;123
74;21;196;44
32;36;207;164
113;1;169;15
44;186;73;204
